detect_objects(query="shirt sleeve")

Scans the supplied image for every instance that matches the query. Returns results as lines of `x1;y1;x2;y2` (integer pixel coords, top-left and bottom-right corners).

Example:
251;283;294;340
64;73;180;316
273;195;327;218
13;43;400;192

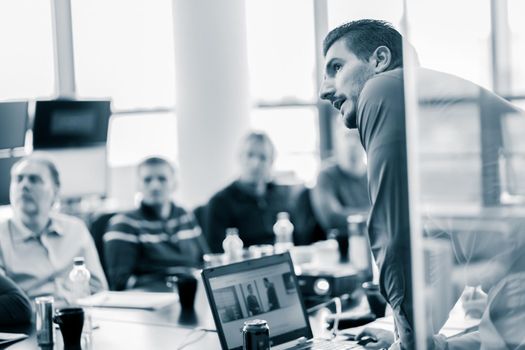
173;209;209;266
103;215;140;291
310;170;350;230
0;275;32;326
205;195;230;253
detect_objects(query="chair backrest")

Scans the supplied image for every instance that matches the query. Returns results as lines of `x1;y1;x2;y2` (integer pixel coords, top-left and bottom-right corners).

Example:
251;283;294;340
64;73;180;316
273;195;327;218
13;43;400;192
292;187;327;245
193;204;208;242
89;212;116;273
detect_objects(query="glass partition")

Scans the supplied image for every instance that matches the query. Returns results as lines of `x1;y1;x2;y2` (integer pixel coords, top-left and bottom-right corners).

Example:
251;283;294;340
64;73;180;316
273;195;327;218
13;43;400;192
404;1;525;348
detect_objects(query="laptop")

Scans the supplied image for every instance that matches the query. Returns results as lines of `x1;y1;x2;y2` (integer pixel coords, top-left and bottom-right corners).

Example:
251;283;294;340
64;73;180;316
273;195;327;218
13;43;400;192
202;252;362;350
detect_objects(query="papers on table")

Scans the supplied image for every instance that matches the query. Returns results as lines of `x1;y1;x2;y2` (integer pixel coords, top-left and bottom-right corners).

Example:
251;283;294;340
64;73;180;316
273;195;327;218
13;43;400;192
0;332;28;345
77;291;178;310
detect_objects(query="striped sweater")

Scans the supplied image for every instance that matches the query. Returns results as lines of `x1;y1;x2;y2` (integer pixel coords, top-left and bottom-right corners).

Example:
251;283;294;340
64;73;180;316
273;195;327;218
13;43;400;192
103;202;207;290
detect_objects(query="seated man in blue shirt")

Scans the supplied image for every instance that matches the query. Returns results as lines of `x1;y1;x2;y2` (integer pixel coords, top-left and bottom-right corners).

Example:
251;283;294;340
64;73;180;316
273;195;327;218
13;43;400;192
103;157;208;291
205;132;295;253
0;155;108;305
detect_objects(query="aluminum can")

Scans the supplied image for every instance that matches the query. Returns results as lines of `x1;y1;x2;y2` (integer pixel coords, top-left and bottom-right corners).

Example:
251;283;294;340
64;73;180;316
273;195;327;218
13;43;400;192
242;319;270;350
35;296;55;346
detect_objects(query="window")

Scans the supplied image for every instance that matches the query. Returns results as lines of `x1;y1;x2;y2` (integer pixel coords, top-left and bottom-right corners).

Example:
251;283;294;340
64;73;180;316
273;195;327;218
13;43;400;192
71;0;176;110
327;0;403;30
245;0;317;103
245;0;319;183
107;112;177;167
0;1;55;100
251;107;319;184
72;0;177;168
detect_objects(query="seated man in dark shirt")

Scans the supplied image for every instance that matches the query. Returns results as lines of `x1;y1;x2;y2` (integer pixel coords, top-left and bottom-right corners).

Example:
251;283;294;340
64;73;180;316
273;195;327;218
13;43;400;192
205;132;294;253
310;126;370;231
103;157;208;290
0;275;32;326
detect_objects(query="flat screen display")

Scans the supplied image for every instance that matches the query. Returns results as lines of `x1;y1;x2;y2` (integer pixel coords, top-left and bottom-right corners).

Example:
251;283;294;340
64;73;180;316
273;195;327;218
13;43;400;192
33;100;111;149
203;254;312;350
0;102;28;149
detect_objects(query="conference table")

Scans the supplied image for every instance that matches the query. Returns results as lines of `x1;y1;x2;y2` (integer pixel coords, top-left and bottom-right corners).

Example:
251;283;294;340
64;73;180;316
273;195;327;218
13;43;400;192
3;281;220;350
2;278;340;350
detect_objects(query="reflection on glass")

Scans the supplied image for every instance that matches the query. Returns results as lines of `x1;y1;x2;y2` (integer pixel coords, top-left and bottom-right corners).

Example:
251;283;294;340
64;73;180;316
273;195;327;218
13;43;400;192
408;0;492;89
405;3;525;348
508;0;525;95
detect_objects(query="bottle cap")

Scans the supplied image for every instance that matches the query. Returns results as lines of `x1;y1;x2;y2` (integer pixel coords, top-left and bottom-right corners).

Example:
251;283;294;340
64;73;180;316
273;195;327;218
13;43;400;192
73;256;85;266
277;212;289;220
226;227;239;236
347;214;365;224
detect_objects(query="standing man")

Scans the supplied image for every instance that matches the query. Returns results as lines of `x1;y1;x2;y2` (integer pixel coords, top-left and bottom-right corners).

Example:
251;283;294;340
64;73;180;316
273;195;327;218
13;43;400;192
245;284;261;316
320;19;413;349
263;277;280;311
319;19;525;349
103;157;208;291
0;155;107;305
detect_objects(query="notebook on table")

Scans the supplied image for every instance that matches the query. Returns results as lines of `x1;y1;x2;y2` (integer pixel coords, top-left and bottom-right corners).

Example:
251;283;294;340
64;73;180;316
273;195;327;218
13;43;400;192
0;332;28;345
77;291;178;310
201;252;364;350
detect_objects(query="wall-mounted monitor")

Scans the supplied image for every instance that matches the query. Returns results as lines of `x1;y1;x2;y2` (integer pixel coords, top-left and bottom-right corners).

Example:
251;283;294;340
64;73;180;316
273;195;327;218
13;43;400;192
33;99;111;149
0;101;28;150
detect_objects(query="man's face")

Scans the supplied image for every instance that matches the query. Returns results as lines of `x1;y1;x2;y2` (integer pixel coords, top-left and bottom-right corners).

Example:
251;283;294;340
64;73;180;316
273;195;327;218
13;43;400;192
138;164;175;206
239;140;273;184
320;39;376;128
10;160;58;218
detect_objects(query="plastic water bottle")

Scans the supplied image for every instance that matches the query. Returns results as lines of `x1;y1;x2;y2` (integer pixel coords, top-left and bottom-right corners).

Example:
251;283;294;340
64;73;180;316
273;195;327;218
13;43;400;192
222;228;244;263
68;256;92;349
273;212;294;253
348;215;371;273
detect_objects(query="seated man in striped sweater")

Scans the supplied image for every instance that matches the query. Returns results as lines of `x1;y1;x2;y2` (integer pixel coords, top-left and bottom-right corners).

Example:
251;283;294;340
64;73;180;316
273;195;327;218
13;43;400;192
103;157;208;291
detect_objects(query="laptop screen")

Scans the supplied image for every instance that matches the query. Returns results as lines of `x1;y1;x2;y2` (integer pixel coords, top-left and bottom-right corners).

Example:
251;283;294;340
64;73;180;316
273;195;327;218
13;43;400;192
202;253;312;350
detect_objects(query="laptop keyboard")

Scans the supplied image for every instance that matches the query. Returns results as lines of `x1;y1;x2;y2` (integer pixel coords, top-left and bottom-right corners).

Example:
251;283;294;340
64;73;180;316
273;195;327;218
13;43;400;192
295;340;360;350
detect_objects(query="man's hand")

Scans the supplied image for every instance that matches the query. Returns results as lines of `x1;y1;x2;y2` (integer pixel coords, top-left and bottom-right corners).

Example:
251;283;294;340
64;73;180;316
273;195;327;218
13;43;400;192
355;327;395;349
461;286;487;319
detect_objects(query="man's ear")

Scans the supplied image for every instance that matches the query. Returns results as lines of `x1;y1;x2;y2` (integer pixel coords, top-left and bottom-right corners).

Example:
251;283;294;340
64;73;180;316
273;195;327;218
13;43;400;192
52;186;60;208
370;46;392;73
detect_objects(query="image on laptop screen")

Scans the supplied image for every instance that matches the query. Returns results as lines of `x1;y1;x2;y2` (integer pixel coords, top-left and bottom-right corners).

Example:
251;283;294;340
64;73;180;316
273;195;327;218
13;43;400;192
203;254;312;350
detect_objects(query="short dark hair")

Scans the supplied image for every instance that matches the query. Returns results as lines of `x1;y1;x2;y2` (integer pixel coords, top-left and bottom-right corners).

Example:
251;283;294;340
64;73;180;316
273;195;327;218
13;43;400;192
138;156;175;174
12;155;61;188
323;19;403;70
242;131;276;158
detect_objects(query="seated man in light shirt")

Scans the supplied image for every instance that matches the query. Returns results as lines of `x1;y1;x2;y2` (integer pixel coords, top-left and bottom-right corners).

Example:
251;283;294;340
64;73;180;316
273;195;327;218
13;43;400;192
0;155;108;305
103;157;208;291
